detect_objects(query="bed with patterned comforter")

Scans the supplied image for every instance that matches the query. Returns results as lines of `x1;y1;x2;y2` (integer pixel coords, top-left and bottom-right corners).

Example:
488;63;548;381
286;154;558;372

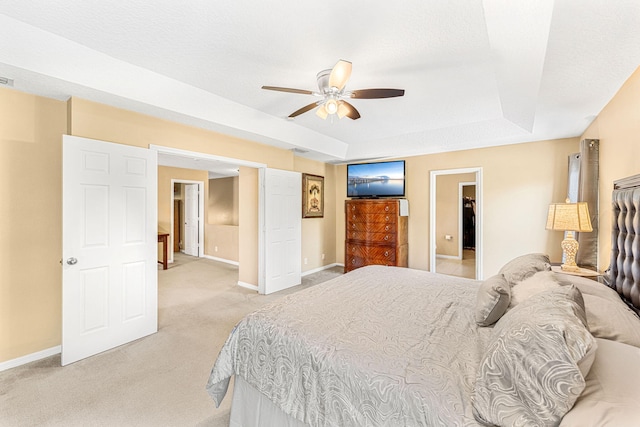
206;258;640;427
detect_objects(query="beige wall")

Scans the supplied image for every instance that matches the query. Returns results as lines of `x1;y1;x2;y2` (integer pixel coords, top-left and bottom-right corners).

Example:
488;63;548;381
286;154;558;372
238;167;259;285
294;157;338;271
205;224;239;262
335;137;580;276
435;173;475;257
206;176;240;262
0;88;68;362
208;177;239;225
580;65;640;269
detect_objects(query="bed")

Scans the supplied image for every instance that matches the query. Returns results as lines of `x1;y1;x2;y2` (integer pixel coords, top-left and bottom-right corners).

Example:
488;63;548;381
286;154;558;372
206;174;640;427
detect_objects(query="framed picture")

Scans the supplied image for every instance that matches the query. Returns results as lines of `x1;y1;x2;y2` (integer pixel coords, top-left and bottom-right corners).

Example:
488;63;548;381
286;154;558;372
302;173;324;218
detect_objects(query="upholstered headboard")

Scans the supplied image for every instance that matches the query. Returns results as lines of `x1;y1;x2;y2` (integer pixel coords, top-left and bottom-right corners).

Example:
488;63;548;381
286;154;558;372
609;174;640;314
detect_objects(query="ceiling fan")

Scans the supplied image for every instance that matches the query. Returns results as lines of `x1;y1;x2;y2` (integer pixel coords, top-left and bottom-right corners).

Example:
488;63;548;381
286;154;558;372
262;60;405;121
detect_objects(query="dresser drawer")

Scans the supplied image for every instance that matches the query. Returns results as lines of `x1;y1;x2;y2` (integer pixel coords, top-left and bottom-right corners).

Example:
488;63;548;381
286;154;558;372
346;255;368;271
347;212;398;225
346;230;397;243
346;243;368;258
346;220;397;234
368;246;396;262
346;201;398;215
346;243;396;262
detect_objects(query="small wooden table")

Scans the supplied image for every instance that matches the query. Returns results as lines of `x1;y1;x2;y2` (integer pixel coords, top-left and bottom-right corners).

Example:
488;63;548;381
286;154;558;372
158;233;170;270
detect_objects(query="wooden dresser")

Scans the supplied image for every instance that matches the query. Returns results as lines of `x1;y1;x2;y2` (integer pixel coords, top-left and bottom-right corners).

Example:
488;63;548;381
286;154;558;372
345;199;408;273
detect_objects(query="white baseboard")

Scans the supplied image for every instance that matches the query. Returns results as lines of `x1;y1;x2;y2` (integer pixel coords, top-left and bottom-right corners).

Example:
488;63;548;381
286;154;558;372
301;263;341;277
237;281;258;291
436;254;462;260
202;254;239;266
0;346;61;372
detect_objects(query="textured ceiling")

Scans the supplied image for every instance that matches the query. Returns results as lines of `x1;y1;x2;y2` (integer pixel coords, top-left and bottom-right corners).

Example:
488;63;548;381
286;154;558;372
1;1;640;165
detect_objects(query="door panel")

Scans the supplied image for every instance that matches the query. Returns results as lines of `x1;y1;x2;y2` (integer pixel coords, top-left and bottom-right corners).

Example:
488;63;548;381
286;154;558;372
62;135;157;366
184;184;199;256
259;168;301;295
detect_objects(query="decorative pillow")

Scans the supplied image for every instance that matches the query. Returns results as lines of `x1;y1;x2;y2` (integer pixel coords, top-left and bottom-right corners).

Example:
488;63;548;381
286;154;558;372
558;274;640;348
508;270;562;309
475;274;511;326
472;285;597;427
583;294;640;348
498;253;551;286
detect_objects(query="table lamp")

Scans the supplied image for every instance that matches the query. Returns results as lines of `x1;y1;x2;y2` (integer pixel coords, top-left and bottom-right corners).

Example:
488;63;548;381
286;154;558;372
546;199;593;272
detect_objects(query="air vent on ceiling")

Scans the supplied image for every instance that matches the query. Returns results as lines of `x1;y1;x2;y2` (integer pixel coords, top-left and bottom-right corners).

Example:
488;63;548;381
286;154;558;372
0;76;14;86
291;147;309;154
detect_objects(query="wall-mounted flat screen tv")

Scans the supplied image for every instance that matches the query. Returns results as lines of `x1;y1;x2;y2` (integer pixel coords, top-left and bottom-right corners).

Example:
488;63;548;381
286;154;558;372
347;160;405;198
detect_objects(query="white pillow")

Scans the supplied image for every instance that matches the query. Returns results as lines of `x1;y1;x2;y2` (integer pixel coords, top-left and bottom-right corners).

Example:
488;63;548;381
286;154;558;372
557;274;640;348
560;338;640;426
509;270;562;309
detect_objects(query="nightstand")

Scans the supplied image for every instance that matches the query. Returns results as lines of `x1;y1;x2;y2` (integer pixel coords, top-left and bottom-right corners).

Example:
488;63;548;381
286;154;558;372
551;265;601;278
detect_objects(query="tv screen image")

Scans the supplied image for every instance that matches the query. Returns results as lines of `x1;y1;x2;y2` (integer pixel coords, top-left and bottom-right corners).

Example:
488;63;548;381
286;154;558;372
347;160;405;198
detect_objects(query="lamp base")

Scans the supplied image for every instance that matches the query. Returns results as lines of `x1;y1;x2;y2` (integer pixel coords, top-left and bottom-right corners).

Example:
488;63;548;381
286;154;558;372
560;263;580;272
561;232;580;272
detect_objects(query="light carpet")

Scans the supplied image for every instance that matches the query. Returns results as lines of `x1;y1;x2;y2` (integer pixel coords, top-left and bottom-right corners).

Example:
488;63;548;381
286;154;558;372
0;254;343;426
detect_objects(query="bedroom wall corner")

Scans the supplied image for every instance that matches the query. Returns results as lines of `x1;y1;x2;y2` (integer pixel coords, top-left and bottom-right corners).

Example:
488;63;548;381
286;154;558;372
580;65;640;270
0;87;67;363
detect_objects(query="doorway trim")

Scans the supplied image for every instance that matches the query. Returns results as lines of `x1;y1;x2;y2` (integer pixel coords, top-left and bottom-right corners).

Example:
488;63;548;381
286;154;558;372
150;145;267;285
430;167;483;280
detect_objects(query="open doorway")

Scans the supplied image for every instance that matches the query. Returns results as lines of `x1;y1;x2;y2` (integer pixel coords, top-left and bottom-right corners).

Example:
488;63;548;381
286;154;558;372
430;168;483;280
171;180;204;261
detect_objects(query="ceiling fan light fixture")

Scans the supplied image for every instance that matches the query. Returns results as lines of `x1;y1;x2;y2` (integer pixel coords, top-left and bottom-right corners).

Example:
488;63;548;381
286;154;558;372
316;105;329;119
325;99;338;115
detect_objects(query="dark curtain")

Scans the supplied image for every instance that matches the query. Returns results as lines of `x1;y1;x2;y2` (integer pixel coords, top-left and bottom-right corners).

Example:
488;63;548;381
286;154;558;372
576;139;599;268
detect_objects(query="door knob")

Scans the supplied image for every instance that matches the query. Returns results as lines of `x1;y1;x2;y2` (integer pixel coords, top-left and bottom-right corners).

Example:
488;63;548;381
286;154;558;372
66;257;78;265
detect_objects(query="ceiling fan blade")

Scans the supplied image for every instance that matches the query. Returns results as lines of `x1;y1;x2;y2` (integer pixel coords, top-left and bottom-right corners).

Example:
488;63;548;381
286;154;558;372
288;102;319;118
338;101;361;120
350;88;405;99
262;86;314;95
329;60;352;90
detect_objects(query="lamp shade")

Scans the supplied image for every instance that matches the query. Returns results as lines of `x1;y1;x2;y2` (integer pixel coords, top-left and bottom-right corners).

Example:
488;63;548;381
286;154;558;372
546;201;593;232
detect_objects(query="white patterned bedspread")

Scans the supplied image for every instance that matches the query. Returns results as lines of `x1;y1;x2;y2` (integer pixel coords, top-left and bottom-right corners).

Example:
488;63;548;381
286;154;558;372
206;265;492;426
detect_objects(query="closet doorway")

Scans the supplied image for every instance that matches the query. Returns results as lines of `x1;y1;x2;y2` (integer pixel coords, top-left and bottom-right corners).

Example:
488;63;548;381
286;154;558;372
430;168;483;280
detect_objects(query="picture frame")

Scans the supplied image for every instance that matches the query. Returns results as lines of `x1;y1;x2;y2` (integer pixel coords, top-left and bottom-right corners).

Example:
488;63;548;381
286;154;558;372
302;173;324;218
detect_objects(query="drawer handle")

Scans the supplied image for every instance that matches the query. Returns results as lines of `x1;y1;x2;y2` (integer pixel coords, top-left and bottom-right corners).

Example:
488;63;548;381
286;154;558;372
352;206;355;211
385;206;390;212
384;251;389;257
385;225;390;231
353;215;356;220
385;216;390;221
352;259;356;265
352;223;356;229
384;235;389;241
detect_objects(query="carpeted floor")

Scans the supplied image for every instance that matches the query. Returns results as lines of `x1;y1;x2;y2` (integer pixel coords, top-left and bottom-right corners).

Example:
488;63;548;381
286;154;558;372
0;254;343;426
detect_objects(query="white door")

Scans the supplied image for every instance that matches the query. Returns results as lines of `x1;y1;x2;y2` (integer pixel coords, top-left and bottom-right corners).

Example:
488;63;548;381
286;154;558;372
62;135;157;366
259;168;302;295
184;184;199;256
